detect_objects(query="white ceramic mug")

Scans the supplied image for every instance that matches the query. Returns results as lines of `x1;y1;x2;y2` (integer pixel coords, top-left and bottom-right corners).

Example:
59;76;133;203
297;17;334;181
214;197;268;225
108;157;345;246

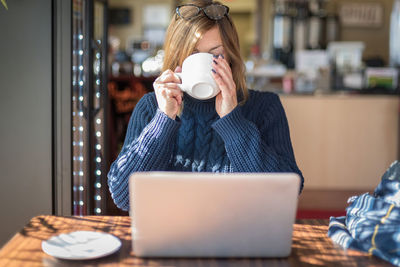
176;53;220;100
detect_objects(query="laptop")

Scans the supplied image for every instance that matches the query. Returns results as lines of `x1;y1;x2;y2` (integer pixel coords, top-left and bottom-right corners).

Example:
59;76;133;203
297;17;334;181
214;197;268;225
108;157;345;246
129;172;300;258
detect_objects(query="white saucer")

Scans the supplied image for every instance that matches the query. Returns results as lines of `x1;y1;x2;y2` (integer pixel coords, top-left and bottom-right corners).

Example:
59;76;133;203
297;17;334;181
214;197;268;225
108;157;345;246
42;231;122;260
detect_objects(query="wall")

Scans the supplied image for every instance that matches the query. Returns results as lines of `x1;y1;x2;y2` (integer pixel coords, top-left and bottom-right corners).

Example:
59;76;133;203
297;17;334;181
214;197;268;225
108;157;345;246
109;0;175;50
326;0;393;64
260;0;273;58
221;0;256;59
0;0;53;246
229;12;255;59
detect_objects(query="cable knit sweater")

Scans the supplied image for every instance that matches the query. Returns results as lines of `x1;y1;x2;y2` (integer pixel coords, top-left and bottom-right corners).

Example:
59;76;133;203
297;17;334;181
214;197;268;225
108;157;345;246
108;90;304;211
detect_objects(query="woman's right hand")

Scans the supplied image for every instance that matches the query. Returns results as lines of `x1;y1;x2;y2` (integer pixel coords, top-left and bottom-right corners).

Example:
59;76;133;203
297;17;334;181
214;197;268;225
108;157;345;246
153;67;183;120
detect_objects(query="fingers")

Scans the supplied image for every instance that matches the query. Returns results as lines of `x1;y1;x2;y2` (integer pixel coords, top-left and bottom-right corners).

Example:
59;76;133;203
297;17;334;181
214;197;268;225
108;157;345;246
155;69;181;84
174;66;182;73
212;55;233;82
154;82;182;101
211;56;236;98
153;68;183;102
153;69;183;118
162;86;183;105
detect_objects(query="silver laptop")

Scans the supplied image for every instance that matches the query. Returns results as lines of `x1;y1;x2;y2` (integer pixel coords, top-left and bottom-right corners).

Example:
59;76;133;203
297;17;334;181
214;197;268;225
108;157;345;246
129;172;300;258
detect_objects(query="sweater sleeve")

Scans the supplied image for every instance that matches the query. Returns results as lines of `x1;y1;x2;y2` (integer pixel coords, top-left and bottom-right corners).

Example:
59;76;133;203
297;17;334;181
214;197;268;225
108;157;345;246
107;93;181;211
212;92;304;192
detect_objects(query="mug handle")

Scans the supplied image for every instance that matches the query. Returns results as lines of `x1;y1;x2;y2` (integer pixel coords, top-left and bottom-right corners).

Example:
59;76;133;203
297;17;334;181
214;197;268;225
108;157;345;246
175;72;185;92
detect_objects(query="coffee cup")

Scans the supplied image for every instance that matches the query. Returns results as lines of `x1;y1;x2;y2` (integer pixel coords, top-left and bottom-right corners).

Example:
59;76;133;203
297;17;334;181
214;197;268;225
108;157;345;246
176;53;220;100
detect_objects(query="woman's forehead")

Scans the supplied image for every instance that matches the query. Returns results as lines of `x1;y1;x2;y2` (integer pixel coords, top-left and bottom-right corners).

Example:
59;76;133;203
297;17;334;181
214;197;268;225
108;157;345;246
195;27;223;52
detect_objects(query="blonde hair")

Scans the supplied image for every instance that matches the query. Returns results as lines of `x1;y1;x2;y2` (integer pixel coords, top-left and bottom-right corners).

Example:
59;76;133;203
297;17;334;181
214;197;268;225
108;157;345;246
162;0;248;104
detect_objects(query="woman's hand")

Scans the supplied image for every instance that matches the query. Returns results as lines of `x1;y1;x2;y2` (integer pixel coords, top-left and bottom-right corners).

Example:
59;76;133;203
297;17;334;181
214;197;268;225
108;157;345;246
153;67;183;120
212;55;237;118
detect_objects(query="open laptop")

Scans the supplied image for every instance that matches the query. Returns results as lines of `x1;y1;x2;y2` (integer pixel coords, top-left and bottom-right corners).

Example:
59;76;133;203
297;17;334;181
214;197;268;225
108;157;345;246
129;172;300;258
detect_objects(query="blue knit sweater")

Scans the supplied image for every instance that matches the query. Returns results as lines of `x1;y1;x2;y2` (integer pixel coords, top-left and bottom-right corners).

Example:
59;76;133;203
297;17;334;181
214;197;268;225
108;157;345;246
108;90;304;211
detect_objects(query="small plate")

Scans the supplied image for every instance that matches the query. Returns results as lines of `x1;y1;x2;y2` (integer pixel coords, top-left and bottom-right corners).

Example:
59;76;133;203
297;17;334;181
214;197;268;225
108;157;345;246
42;231;122;260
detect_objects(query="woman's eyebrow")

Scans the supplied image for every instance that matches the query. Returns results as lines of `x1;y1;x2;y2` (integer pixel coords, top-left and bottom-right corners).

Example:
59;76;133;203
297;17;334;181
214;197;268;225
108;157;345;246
208;45;222;52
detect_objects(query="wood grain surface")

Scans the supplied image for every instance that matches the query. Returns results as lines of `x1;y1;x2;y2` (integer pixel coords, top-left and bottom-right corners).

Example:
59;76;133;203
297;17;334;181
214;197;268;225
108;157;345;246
0;215;393;266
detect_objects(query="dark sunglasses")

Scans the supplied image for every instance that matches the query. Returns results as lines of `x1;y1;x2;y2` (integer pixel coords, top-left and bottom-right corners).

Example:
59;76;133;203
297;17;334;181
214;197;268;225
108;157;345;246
176;3;230;21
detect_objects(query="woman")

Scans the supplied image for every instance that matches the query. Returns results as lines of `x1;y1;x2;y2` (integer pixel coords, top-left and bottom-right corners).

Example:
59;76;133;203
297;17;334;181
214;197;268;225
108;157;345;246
108;0;304;211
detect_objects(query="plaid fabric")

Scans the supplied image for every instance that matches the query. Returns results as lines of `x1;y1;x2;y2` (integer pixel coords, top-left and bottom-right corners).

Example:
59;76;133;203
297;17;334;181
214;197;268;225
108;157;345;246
328;161;400;266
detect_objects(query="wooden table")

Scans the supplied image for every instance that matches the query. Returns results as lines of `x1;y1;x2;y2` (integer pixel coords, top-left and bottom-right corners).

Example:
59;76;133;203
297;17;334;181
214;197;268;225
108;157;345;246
0;215;393;266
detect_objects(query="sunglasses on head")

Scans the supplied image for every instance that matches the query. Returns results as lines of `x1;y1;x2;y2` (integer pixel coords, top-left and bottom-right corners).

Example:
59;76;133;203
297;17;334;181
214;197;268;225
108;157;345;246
176;3;230;21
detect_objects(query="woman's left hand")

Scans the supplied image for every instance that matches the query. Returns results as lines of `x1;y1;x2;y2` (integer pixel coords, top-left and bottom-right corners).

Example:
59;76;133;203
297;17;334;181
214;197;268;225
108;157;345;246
212;55;237;118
